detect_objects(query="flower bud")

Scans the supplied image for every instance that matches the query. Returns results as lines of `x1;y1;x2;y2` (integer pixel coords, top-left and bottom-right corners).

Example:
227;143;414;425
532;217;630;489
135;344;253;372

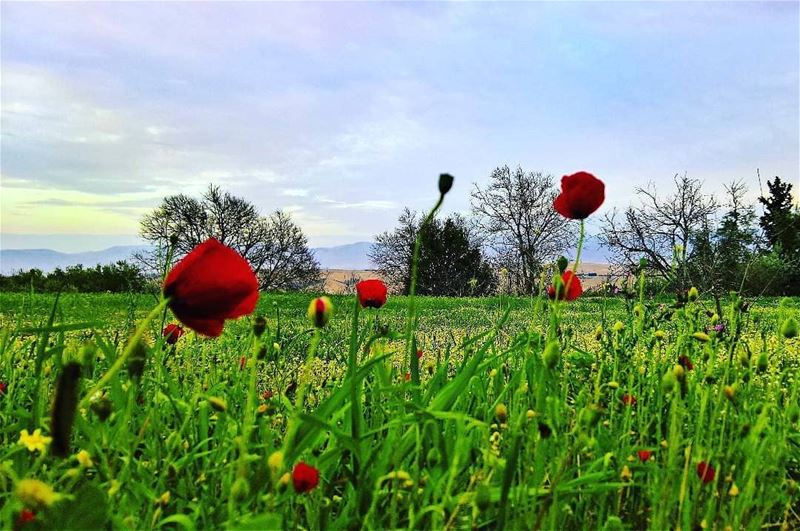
724;385;736;401
556;256;569;274
208;396;227;412
612;321;625;333
542;340;560;369
475;484;491;511
438;173;454;196
253;316;267;338
661;370;677;393
90;395;113;422
692;332;710;343
756;352;768;373
780;317;798;339
688;287;699;302
307;296;333;328
654;330;667;341
495;403;508;423
268;451;284;475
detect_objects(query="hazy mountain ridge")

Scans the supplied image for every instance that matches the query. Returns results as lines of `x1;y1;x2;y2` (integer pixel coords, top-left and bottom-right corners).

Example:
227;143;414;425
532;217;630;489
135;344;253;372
0;237;607;275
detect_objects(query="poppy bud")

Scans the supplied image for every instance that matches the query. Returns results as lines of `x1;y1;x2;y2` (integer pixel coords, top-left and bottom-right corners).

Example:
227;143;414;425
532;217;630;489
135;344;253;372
579;404;603;428
594;325;603;341
724;385;736;401
208;397;227;412
537;421;552;438
127;339;148;380
495;403;508;423
556;256;569;274
688;287;699;302
307;297;333;328
661;370;677;393
692;332;710;343
756;352;768;373
542;340;560;369
51;362;81;458
253;316;267;338
473;483;491;511
637;450;652;462
612;321;625;333
90;395;113;422
438;173;454;196
780;317;798;339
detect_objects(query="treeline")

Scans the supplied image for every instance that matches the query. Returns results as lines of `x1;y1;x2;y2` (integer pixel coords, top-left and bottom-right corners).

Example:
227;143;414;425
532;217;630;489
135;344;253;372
0;261;147;293
371;167;800;297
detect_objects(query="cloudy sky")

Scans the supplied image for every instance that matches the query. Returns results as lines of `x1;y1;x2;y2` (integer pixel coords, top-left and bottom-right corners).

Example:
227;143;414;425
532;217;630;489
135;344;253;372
1;2;798;252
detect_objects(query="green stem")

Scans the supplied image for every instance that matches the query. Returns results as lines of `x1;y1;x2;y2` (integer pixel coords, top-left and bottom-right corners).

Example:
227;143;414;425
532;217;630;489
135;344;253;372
404;195;444;370
79;298;169;411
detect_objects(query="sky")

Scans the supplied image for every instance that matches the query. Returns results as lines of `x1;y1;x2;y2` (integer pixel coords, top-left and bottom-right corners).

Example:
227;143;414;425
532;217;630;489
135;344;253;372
1;1;798;252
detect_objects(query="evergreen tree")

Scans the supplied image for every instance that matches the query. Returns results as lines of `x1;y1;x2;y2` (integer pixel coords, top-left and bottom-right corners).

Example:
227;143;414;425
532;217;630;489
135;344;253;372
758;177;799;259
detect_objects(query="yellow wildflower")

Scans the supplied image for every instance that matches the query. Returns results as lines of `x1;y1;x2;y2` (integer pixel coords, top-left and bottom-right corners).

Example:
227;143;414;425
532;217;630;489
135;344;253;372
268;451;284;474
16;479;60;509
76;450;94;468
19;429;52;453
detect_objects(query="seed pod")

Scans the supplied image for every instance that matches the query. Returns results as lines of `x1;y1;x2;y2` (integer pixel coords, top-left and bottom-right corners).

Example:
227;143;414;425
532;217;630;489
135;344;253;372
51;362;82;458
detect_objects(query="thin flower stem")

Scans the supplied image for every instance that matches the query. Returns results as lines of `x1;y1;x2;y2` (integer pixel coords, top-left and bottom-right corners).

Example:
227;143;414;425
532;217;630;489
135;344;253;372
79;298;169;411
404;194;444;373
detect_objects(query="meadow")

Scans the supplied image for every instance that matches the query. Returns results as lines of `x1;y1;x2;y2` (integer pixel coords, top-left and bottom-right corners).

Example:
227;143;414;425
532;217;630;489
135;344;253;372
1;289;799;530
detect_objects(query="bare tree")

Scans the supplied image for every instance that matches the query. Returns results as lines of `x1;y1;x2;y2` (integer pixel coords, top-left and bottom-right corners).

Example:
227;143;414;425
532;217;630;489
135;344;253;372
369;208;418;291
600;174;717;288
471;165;575;294
138;185;321;291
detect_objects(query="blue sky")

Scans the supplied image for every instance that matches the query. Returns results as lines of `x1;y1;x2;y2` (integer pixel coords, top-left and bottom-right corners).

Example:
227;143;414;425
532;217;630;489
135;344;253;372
1;1;798;252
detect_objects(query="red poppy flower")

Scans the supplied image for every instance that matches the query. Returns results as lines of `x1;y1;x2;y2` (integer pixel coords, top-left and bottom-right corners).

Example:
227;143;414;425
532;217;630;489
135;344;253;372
162;323;184;345
637;450;652;462
356;279;387;309
292;462;320;493
678;355;694;371
554;172;605;220
163;238;259;337
239;356;246;371
417;349;423;359
405;372;411;382
0;382;7;396
262;390;273;400
621;394;637;407
696;461;715;484
16;509;35;529
547;271;583;302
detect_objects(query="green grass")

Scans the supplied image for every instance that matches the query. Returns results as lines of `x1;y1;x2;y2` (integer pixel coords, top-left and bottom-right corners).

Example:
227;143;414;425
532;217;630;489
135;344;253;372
1;291;799;530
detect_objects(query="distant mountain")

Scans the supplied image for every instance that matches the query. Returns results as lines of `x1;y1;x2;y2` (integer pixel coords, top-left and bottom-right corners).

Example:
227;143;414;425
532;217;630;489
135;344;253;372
0;246;150;275
312;242;375;270
0;242;378;275
0;238;606;276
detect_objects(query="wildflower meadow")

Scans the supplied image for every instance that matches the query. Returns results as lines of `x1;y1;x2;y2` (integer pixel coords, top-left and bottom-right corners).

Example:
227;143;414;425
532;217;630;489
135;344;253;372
0;172;799;531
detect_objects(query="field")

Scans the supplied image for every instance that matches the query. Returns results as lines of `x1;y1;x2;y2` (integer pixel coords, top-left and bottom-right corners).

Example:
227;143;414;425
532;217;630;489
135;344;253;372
1;290;799;530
